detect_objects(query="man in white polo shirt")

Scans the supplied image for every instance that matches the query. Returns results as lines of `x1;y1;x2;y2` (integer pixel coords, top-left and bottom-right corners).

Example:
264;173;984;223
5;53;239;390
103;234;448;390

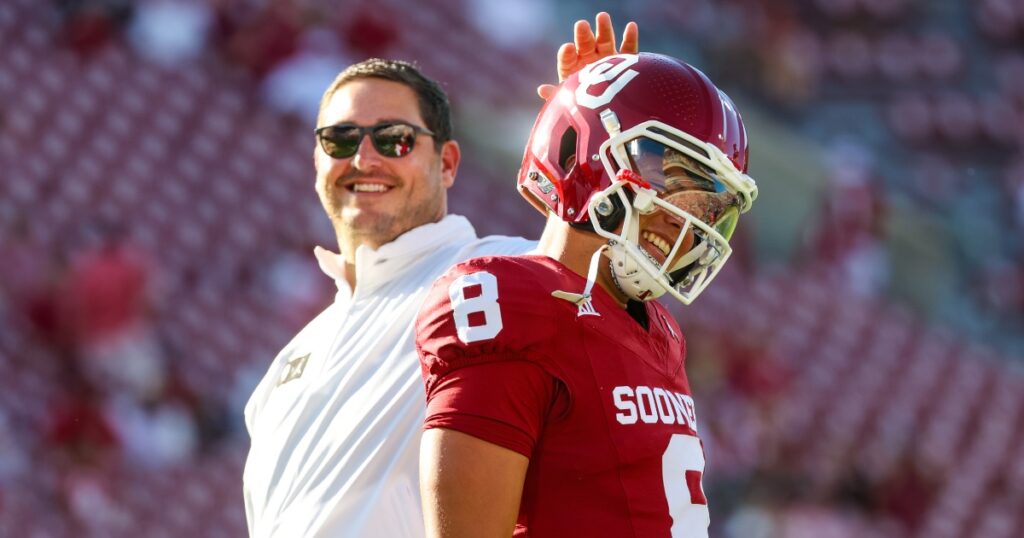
242;13;639;538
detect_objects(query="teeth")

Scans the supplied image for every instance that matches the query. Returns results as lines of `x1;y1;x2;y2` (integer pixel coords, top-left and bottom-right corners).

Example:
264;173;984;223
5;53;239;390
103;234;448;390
351;183;389;192
642;232;671;256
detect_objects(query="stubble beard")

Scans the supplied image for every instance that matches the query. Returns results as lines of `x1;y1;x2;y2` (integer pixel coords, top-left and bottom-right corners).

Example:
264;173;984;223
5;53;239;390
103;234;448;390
327;182;445;252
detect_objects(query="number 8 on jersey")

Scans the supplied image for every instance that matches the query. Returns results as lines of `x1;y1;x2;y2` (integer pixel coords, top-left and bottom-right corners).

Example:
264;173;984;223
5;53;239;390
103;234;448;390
448;271;503;344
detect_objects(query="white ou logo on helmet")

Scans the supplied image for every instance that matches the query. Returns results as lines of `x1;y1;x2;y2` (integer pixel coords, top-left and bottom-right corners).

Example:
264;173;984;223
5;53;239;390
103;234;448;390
575;54;640;109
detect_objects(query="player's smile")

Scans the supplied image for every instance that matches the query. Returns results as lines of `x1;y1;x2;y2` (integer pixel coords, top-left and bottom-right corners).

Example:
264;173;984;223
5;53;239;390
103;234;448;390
641;231;671;259
638;208;696;269
639;232;670;267
640;229;693;269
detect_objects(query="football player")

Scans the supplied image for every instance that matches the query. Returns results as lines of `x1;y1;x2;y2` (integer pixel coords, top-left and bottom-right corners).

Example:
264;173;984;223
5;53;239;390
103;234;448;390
416;53;758;537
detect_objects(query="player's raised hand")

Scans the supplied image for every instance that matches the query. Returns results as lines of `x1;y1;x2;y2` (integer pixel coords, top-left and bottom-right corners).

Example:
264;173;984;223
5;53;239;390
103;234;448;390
537;12;639;100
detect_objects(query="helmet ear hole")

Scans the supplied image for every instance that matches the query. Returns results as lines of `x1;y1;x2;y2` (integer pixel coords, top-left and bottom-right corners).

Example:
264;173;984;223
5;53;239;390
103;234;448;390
558;127;578;172
595;190;627;231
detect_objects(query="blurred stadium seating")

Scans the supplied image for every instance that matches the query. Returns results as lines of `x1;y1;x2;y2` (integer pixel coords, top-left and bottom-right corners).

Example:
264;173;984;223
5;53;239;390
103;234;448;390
1;0;1022;536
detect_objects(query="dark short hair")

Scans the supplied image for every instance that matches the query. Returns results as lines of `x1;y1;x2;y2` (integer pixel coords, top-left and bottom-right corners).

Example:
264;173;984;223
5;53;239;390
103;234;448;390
317;58;453;148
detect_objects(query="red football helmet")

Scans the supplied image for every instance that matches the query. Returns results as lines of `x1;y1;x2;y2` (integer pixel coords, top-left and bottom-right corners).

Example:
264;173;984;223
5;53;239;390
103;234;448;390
518;53;758;305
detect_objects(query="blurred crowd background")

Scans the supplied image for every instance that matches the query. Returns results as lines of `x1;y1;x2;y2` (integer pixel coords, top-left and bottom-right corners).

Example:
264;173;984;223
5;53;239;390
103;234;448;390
1;0;1022;536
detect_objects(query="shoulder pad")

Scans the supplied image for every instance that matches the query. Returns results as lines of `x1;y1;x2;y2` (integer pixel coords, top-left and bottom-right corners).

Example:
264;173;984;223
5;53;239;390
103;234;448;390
416;256;574;386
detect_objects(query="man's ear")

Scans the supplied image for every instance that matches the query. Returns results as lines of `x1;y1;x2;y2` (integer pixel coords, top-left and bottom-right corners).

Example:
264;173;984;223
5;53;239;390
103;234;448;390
439;140;461;188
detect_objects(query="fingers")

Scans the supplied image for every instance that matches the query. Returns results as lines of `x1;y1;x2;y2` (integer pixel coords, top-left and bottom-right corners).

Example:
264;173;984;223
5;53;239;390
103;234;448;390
573;19;595;58
593;12;615;56
552;12;640;88
556;42;579;82
536;84;557;100
620;21;639;54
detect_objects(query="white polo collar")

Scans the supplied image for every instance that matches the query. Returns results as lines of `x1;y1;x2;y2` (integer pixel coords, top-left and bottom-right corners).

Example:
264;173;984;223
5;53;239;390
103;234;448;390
314;214;477;296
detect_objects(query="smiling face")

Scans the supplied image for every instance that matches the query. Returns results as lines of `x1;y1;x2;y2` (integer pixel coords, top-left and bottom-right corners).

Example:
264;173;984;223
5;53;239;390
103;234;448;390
637;150;740;268
314;78;459;256
594;147;744;306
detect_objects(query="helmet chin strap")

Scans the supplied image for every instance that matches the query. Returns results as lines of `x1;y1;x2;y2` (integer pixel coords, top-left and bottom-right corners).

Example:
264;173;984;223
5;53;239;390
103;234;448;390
608;239;666;302
551;244;609;306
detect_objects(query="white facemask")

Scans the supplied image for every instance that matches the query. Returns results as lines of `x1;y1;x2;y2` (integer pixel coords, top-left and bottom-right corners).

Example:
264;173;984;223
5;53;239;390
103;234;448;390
584;119;757;305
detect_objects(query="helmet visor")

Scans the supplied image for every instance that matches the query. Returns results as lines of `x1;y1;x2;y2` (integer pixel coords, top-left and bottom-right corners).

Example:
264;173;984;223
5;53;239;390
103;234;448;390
625;137;742;241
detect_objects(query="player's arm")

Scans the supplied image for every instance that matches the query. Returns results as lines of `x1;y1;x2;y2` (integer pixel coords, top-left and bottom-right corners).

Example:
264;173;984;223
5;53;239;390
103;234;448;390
416;259;563;538
537;11;640;99
420;428;528;538
418;359;556;538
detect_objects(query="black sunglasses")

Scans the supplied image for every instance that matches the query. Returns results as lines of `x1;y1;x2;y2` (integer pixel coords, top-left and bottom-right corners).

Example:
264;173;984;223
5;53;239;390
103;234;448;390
314;122;435;159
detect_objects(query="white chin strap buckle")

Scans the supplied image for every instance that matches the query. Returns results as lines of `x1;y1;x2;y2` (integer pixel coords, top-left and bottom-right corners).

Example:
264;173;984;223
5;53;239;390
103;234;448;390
607;241;667;302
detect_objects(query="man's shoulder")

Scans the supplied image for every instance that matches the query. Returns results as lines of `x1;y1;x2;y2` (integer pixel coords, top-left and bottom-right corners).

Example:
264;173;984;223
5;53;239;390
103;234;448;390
458;234;535;258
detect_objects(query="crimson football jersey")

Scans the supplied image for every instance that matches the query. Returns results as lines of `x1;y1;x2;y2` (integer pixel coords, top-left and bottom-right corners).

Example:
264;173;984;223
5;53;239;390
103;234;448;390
416;255;709;538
